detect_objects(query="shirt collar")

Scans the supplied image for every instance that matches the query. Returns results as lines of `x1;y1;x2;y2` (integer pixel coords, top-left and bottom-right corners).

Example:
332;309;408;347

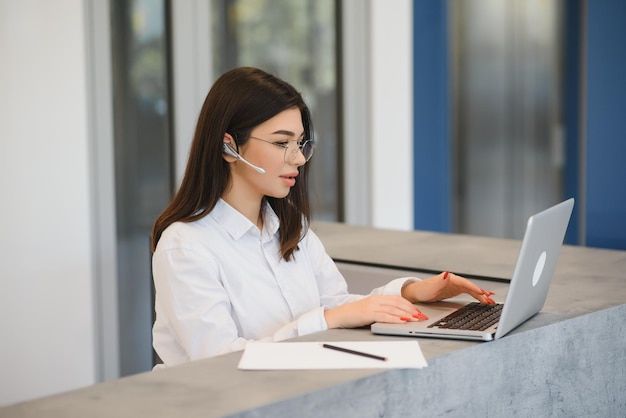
261;202;280;240
210;199;279;242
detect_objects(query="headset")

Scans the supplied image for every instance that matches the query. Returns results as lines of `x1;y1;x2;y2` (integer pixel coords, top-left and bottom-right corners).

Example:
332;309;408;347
222;143;266;174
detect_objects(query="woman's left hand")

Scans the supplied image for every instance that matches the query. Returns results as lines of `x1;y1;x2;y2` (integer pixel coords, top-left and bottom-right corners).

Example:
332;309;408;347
401;271;495;304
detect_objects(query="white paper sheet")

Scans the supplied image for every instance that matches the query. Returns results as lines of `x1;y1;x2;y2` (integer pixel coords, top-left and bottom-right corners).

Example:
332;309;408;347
237;340;428;370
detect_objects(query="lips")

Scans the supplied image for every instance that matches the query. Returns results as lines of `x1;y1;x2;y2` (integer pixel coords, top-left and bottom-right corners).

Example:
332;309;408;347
280;172;298;187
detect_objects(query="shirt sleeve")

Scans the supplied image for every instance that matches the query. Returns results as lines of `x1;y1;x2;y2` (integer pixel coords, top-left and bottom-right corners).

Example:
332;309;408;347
369;276;420;295
270;306;329;341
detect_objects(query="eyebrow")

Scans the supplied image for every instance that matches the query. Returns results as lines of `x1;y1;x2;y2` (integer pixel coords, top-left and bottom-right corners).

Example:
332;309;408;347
270;129;305;138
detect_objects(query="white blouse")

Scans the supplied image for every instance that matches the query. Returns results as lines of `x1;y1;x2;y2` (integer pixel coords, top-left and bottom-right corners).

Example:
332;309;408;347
152;199;415;367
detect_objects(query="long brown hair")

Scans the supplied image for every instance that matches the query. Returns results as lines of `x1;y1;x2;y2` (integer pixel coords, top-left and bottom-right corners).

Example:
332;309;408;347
150;67;313;260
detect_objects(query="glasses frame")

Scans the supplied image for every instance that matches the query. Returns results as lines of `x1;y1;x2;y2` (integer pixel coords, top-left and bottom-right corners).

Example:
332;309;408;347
249;136;315;163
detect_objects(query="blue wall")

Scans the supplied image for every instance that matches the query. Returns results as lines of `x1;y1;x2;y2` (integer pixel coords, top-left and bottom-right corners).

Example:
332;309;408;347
412;1;450;232
585;0;626;249
563;0;582;245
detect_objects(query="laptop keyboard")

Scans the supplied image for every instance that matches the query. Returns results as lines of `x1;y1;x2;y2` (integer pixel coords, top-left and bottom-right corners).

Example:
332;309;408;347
428;302;503;331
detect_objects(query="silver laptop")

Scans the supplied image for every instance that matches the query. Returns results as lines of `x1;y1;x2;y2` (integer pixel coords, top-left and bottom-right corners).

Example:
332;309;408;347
371;198;574;342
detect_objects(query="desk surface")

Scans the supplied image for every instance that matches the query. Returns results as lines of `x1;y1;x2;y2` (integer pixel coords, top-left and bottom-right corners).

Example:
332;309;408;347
313;221;626;319
2;222;625;417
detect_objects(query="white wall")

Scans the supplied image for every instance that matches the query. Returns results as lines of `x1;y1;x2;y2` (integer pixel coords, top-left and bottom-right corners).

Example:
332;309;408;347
342;0;413;230
0;0;97;406
170;0;213;188
370;0;413;231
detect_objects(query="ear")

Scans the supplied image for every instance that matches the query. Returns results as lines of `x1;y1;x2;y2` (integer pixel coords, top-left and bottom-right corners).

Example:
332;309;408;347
222;133;238;161
223;132;235;145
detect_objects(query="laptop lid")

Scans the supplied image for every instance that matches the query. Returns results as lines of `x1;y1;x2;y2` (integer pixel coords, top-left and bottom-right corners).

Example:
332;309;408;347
371;198;574;342
493;197;574;338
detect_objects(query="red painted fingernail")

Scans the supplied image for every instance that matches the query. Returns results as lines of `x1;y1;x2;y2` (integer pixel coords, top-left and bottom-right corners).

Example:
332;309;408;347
413;312;429;320
443;271;449;280
400;317;411;321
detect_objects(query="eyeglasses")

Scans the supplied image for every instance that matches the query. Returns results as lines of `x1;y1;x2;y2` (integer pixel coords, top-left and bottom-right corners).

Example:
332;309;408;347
249;136;315;163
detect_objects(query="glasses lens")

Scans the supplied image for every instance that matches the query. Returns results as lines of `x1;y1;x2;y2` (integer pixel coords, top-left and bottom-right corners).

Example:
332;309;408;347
285;140;315;163
301;141;314;161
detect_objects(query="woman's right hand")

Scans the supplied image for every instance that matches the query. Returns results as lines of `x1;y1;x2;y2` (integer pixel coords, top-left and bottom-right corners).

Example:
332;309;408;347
323;295;428;329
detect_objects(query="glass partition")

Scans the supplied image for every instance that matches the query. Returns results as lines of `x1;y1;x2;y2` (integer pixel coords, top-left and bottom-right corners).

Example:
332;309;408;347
111;0;172;375
450;0;565;239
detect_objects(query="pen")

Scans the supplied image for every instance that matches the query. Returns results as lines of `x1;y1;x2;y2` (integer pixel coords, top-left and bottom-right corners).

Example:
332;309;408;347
322;343;387;362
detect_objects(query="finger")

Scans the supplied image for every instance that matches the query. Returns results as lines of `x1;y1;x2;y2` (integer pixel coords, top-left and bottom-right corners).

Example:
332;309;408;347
374;296;429;320
397;309;429;322
398;306;429;321
459;285;493;304
413;310;429;320
450;273;488;295
479;288;496;304
475;293;496;304
378;303;426;320
378;312;415;324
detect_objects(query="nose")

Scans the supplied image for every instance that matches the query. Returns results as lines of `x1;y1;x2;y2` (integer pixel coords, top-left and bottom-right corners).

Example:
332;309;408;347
286;142;307;166
290;147;306;166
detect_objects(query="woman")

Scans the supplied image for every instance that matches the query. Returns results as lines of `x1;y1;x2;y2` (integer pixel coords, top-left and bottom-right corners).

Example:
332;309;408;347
151;67;494;367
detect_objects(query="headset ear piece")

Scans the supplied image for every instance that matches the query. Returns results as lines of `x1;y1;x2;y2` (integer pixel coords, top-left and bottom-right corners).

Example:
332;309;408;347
223;142;238;158
221;140;266;174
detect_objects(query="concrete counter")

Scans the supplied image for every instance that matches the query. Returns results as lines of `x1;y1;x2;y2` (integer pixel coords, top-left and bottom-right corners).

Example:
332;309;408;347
2;223;625;417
